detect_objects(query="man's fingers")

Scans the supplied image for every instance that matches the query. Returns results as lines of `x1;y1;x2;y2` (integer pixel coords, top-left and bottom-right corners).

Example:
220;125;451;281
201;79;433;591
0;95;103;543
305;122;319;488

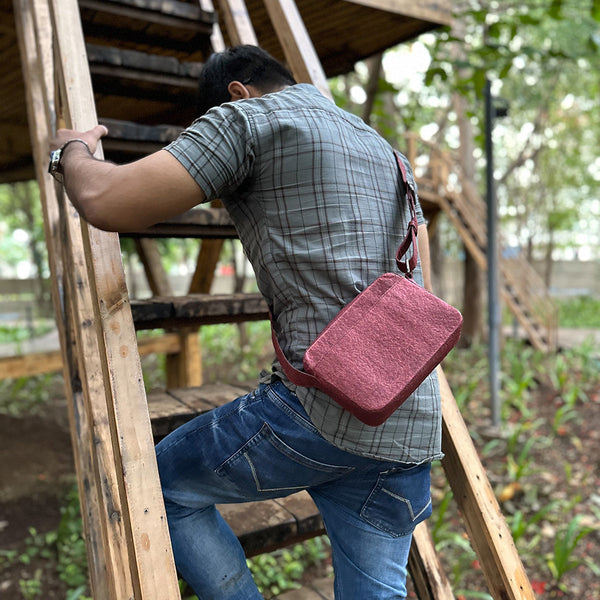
93;124;109;139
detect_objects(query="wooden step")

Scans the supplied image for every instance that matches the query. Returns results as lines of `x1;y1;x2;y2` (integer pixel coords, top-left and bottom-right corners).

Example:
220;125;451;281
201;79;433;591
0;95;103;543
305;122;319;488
88;43;202;105
99;118;184;160
121;206;237;238
148;383;325;559
131;292;269;330
275;577;334;599
148;382;252;440
223;492;325;558
79;0;216;59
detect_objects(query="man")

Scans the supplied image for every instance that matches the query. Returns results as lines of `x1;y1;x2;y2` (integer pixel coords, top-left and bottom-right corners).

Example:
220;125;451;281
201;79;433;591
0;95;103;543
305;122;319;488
50;45;442;599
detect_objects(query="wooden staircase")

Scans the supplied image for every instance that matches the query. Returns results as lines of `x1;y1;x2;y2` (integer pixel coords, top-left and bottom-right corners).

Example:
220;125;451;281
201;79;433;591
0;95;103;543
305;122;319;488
405;134;558;352
13;0;536;598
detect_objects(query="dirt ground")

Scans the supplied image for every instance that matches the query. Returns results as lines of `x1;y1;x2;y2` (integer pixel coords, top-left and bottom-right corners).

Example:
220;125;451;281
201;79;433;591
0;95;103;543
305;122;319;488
0;378;599;599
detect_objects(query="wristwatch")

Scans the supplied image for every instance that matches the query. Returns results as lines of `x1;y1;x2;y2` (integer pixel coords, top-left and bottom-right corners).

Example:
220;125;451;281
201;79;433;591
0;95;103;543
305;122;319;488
48;138;90;183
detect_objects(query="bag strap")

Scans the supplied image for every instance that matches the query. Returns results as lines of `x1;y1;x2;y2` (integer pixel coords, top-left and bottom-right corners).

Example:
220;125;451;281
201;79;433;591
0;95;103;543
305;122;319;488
271;150;419;387
394;151;419;278
271;325;320;387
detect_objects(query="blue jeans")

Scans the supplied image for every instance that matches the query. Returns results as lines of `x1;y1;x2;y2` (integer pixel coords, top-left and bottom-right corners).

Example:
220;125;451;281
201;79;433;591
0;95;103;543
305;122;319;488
156;380;432;599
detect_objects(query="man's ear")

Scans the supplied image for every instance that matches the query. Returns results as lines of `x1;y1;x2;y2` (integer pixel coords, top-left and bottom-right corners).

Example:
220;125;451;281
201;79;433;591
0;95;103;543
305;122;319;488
228;81;251;101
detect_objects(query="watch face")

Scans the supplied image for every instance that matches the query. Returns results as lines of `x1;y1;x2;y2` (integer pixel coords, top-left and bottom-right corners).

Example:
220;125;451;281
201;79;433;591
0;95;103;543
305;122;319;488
48;149;63;182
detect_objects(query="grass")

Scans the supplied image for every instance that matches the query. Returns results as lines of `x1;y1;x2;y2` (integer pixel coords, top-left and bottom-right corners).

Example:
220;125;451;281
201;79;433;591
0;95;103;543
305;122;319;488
558;296;600;328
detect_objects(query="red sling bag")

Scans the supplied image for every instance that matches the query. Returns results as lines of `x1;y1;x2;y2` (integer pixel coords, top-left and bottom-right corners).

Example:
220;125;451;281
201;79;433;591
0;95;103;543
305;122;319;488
271;151;462;426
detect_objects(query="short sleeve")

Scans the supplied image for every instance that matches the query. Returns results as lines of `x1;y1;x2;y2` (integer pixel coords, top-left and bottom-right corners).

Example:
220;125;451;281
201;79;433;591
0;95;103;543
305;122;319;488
165;103;254;202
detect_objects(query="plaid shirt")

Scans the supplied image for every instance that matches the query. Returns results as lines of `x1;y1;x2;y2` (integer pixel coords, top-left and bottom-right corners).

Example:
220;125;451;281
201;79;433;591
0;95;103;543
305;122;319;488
166;84;442;464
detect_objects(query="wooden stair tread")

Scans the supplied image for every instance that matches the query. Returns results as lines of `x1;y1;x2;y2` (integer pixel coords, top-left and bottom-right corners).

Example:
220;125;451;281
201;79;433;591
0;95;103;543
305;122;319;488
120;205;238;239
275;577;334;599
148;383;325;558
79;0;215;59
88;43;203;78
148;382;252;439
131;292;269;330
220;492;325;557
88;44;201;106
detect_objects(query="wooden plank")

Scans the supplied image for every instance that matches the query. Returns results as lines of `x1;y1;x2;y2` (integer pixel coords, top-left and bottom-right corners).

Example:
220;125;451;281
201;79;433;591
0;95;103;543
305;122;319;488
79;0;215;29
408;522;454;600
198;0;226;52
167;382;250;411
48;0;181;596
130;292;269;329
261;0;332;100
215;0;259;46
438;367;535;599
86;43;203;78
100;118;184;143
122;207;238;239
13;1;110;594
273;491;324;538
0;349;63;379
344;0;451;23
219;499;298;556
0;333;182;380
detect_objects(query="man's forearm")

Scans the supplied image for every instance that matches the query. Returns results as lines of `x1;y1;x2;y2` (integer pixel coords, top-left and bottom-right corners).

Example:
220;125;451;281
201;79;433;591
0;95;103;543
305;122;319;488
60;143;118;227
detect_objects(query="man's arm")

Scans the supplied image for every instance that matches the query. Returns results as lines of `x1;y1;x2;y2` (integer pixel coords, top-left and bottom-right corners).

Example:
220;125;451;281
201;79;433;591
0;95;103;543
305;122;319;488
50;126;205;232
417;223;433;293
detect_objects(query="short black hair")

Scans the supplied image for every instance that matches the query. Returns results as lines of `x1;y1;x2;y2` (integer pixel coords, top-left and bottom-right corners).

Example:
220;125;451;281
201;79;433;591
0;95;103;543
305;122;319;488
197;45;297;115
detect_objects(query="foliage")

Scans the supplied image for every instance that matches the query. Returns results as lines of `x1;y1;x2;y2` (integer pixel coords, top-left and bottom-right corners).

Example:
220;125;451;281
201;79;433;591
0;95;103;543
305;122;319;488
0;373;63;416
438;335;599;593
247;537;331;599
558;296;600;328
200;320;272;384
546;515;596;586
0;485;91;599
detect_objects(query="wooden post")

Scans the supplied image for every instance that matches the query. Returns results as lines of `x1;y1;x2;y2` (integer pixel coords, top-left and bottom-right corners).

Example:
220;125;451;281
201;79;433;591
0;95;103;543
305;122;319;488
13;0;109;594
17;0;182;596
408;523;454;599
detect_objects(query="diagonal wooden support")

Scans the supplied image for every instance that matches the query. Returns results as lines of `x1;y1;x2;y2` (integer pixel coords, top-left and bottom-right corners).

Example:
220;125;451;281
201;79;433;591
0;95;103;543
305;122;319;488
262;0;332;100
438;367;535;599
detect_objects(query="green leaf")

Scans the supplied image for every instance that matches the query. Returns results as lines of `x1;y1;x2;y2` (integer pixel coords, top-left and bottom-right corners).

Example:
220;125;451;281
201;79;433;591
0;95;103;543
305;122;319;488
549;0;563;20
592;0;600;21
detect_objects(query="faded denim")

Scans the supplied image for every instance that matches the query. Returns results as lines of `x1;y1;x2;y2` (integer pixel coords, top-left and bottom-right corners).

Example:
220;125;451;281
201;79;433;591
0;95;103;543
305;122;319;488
156;380;432;599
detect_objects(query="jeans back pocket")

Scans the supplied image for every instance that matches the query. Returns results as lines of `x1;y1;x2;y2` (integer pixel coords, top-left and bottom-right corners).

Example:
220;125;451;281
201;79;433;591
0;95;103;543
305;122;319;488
360;463;432;537
216;423;354;496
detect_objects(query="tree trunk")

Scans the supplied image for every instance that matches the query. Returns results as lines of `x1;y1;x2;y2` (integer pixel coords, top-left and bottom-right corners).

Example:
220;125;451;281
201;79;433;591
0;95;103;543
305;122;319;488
459;252;484;347
362;53;383;126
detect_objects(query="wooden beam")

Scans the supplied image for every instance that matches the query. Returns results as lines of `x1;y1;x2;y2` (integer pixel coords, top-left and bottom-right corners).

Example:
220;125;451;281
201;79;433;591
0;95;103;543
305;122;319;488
166;328;203;388
261;0;332;100
0;333;183;380
344;0;452;24
47;0;181;596
408;522;454;599
214;0;259;46
14;0;109;594
130;292;269;330
134;238;173;296
438;367;535;599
